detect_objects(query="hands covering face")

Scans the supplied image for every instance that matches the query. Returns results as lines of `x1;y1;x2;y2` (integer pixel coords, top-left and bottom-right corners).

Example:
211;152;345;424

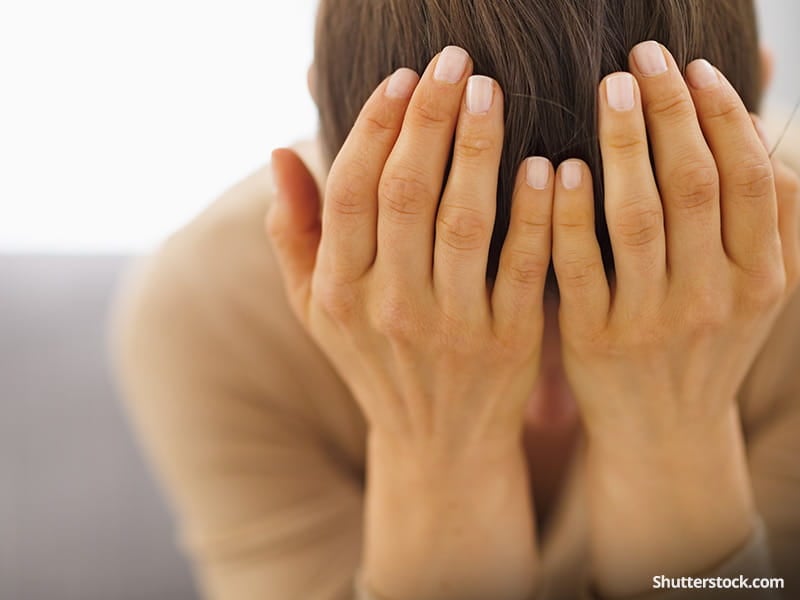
554;41;799;439
267;43;800;447
268;46;547;448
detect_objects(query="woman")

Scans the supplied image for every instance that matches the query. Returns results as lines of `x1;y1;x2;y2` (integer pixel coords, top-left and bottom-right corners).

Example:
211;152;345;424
112;1;800;598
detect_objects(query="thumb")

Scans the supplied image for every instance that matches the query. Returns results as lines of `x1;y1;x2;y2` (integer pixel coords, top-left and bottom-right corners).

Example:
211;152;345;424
265;148;322;321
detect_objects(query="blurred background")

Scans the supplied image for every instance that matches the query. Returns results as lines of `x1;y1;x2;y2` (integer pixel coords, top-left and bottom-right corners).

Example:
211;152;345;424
1;1;798;599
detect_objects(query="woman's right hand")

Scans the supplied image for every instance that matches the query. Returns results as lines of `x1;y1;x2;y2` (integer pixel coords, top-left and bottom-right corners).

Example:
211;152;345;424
267;46;552;456
267;47;552;600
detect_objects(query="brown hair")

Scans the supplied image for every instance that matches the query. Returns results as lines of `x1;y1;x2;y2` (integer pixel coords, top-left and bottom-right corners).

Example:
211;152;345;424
313;0;762;288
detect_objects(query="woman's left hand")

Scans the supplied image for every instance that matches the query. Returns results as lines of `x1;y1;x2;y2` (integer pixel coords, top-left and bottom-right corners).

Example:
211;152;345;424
550;41;800;596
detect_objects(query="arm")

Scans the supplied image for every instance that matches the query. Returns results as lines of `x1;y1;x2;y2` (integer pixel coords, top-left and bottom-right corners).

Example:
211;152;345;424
110;195;366;599
547;41;800;597
744;282;800;590
267;47;554;600
112;48;548;597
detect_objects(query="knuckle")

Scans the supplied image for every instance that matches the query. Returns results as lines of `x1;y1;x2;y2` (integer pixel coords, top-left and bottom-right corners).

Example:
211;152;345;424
614;201;664;248
360;103;397;136
557;220;592;234
502;247;549;287
514;211;552;239
561;322;609;354
684;287;730;333
617;326;664;354
437;204;491;252
379;167;432;222
583;329;616;355
435;311;482;354
555;205;593;232
730;159;774;200
314;277;359;323
647;88;695;123
705;95;742;124
741;267;786;308
453;132;496;161
604;129;648;159
668;161;719;211
490;327;539;365
556;254;600;289
327;167;371;216
372;291;419;340
412;94;451;129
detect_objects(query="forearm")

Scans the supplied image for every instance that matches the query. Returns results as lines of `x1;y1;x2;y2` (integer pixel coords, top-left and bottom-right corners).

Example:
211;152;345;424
586;404;757;598
360;431;539;600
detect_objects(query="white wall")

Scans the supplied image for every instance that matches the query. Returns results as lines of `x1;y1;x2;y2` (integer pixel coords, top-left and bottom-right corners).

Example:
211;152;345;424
0;0;797;253
758;0;800;115
0;0;319;253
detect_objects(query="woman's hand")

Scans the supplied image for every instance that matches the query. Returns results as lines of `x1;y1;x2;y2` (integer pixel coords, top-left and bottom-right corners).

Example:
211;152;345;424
268;50;554;453
550;41;800;596
267;47;552;600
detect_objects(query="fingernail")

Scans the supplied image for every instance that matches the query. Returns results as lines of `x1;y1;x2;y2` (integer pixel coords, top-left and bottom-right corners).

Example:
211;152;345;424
686;59;719;89
466;75;494;114
527;157;550;190
560;161;583;190
633;41;668;76
434;46;469;84
386;68;419;99
606;73;635;111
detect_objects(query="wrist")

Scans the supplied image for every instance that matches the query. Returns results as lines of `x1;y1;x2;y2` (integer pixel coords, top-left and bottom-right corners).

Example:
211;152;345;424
362;430;539;600
585;404;756;597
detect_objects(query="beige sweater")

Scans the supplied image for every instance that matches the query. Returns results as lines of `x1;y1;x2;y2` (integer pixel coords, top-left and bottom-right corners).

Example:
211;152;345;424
110;119;800;599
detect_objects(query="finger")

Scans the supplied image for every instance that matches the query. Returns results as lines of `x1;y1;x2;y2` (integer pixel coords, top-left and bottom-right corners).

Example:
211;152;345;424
377;46;473;287
434;75;504;317
685;58;781;276
265;148;322;320
320;68;420;283
775;158;800;292
752;115;800;293
552;160;610;333
629;41;723;280
598;71;667;310
750;114;771;151
491;157;553;340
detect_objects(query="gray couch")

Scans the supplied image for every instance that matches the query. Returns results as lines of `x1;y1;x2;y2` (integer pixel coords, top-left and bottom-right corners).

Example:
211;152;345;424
1;255;198;600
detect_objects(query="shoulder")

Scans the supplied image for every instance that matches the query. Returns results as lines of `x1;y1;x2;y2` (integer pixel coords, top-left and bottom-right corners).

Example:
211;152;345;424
109;137;364;452
110;151;284;380
111;136;324;350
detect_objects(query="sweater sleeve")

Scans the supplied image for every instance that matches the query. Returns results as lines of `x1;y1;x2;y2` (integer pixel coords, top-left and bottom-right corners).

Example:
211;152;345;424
355;519;785;600
579;517;782;600
577;127;800;599
578;290;800;600
354;568;386;600
109;159;367;600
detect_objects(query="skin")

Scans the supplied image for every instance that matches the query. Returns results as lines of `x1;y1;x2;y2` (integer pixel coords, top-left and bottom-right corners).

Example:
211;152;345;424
301;45;778;432
268;43;800;599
